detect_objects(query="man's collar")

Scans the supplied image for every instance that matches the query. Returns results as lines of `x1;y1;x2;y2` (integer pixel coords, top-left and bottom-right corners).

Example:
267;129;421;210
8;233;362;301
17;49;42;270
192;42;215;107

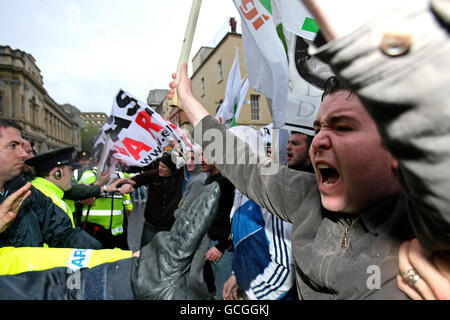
3;175;28;195
358;195;400;235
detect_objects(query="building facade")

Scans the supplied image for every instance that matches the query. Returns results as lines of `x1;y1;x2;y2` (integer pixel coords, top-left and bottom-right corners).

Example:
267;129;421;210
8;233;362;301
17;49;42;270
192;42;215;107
0;45;81;153
190;32;272;128
80;112;109;128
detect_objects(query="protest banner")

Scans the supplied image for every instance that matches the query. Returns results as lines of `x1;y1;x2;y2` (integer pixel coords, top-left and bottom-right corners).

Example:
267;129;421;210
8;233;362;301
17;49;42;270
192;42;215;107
233;0;288;130
95;89;192;171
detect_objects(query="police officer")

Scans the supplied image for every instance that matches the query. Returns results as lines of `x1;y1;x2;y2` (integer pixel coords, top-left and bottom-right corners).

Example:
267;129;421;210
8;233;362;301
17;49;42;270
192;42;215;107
26;147;80;227
0;119;101;250
78;165;133;250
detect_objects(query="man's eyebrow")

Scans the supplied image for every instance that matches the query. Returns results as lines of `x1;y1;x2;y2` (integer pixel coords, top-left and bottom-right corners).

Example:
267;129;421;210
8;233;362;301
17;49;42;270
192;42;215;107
328;114;358;125
8;139;22;145
315;115;357;127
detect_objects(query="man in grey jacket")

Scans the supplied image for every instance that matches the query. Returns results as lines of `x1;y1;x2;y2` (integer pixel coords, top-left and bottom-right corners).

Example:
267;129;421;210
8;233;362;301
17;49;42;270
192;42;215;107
168;0;450;299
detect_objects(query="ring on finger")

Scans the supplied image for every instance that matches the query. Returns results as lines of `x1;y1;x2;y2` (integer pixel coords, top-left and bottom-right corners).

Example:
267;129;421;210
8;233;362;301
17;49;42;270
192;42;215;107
402;268;421;286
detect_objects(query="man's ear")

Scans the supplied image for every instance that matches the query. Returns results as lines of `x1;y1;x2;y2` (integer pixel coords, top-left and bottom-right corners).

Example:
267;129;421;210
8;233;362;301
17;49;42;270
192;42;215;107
49;167;60;180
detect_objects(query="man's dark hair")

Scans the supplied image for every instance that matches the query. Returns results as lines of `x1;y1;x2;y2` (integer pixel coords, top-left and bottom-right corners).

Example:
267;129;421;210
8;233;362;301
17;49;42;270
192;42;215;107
290;131;314;150
321;76;355;101
0;118;24;136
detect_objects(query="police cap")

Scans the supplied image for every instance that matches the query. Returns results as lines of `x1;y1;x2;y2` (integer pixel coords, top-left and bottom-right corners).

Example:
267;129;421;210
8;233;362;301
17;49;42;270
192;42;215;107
25;147;80;172
76;150;90;161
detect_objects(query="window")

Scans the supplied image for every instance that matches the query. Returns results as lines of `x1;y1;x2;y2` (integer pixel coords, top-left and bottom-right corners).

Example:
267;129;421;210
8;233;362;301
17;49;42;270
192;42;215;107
29;99;35;124
201;77;205;96
250;94;261;121
10;86;15;117
217;60;223;82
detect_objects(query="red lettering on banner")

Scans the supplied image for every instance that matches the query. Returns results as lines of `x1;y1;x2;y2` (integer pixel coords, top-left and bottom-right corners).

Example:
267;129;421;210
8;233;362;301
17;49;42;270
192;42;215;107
114;145;130;156
240;0;257;19
239;0;269;31
136;110;163;139
252;14;269;30
122;137;152;161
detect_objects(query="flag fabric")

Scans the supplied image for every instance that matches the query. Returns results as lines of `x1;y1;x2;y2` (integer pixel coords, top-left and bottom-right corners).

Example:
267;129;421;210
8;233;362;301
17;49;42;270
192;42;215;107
231;78;249;127
216;47;242;127
233;0;288;129
95;89;192;169
274;0;318;41
271;0;323;136
93;131;117;180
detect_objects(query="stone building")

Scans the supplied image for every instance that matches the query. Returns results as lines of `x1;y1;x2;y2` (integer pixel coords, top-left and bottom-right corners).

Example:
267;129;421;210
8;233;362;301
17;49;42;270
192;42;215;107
0;45;81;153
147;89;167;116
80;112;109;128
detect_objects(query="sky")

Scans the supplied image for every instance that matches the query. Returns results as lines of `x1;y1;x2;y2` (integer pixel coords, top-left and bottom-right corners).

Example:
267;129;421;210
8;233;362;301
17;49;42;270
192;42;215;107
0;0;241;113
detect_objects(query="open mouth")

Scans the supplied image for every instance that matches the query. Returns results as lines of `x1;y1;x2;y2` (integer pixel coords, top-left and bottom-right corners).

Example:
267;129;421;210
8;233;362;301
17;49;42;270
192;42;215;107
287;152;294;162
317;163;340;186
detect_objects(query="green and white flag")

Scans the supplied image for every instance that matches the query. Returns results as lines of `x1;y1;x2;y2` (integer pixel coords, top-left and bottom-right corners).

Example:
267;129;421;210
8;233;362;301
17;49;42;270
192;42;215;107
216;46;242;128
234;0;288;129
271;0;323;136
275;0;319;41
231;78;249;127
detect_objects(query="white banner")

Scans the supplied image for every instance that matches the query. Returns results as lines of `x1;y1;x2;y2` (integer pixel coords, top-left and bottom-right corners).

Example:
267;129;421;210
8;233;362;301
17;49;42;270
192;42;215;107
271;0;323;136
234;0;288;129
98;89;192;168
216;46;242;127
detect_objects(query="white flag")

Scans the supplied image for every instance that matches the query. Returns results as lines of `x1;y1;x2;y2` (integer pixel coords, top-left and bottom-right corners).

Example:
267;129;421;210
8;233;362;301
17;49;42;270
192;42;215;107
100;89;192;167
271;0;323;136
231;78;250;127
93;131;116;179
233;0;288;129
216;47;242;127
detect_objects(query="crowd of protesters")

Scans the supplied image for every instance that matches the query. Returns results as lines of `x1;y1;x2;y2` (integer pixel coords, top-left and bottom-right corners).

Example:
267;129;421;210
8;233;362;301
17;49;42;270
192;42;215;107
0;0;449;300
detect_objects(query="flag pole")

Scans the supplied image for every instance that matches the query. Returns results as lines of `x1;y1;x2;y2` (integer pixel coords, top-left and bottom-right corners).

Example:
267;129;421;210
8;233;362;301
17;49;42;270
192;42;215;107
169;0;203;109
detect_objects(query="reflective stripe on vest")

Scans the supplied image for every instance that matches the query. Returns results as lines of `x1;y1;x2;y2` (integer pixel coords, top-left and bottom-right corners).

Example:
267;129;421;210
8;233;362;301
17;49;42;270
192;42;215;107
82;196;124;235
82;209;123;216
0;247;132;275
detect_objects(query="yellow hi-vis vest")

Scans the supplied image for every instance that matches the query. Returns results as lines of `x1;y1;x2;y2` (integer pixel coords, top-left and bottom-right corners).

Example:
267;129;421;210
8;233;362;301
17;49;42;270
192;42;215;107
82;194;125;235
79;169;133;236
78;169;133;212
31;177;75;228
0;246;132;275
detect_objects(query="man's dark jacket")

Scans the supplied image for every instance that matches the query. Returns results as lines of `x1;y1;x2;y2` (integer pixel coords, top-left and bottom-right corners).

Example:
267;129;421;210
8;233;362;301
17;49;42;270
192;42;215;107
132;168;184;229
0;175;101;249
205;173;235;253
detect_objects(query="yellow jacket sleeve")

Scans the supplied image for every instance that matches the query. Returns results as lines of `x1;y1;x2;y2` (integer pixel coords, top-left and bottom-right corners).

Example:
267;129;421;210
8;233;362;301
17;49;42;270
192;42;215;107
0;247;133;275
